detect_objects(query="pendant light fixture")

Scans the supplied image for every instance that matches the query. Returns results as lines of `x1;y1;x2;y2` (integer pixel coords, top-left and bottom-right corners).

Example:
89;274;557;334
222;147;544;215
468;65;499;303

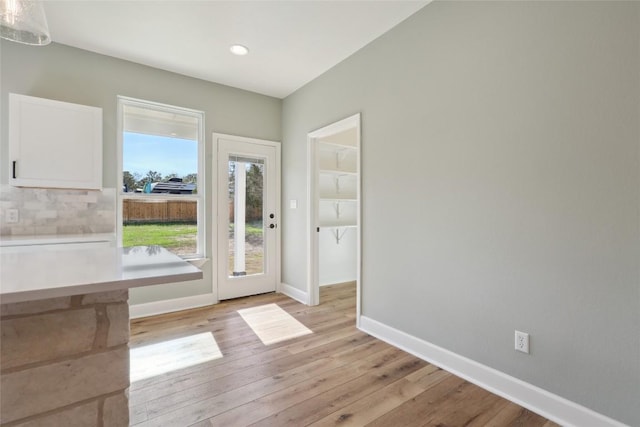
0;0;51;46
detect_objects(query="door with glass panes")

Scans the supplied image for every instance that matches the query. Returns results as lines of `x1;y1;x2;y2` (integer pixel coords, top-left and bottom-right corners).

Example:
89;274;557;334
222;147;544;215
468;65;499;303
216;135;279;300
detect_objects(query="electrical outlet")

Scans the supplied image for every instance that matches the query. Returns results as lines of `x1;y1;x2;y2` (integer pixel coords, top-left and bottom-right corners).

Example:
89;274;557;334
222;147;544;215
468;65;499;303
515;330;529;354
5;209;19;224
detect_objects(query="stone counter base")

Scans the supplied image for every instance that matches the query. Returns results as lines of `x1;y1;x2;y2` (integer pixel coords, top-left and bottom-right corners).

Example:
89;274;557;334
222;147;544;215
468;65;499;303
1;290;130;426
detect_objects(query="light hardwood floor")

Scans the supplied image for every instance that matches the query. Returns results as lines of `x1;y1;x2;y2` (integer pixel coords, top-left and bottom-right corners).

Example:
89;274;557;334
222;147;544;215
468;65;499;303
129;283;559;427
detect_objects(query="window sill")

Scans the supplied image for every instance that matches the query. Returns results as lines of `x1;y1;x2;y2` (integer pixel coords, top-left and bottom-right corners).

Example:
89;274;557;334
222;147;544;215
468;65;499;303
185;258;209;269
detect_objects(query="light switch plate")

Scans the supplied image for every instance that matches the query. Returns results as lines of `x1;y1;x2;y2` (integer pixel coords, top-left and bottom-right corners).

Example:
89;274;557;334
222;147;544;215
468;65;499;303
290;200;297;209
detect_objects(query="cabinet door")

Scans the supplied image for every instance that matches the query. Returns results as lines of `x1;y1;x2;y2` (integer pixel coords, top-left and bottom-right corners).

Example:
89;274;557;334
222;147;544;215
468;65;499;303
9;94;102;190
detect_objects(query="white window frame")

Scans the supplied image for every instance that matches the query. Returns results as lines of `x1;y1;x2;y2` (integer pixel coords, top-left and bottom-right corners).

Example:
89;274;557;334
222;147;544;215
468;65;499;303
116;96;205;259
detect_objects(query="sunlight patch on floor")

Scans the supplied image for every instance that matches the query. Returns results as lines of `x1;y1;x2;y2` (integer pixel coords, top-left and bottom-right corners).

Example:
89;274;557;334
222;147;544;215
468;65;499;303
238;303;313;345
130;332;223;382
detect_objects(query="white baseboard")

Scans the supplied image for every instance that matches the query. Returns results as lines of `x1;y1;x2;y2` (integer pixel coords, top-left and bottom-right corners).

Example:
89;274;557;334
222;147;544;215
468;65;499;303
279;282;309;305
130;293;216;319
358;316;627;427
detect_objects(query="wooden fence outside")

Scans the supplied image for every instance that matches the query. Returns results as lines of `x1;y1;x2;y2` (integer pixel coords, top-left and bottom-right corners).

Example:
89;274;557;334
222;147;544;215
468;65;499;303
122;199;263;224
123;199;197;224
228;203;263;223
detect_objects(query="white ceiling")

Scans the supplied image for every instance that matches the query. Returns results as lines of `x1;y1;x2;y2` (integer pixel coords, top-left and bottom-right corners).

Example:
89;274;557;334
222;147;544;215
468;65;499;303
43;1;429;99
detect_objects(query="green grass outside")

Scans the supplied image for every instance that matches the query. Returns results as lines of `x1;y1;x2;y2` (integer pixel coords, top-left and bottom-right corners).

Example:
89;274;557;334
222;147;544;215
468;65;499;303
123;223;197;253
230;221;263;237
122;221;264;258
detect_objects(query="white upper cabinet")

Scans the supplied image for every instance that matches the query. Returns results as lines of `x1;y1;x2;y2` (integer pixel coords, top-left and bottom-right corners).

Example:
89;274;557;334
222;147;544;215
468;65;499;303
9;94;103;190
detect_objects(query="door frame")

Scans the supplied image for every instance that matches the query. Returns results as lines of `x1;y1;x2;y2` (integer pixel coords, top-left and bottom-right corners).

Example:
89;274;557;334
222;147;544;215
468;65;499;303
213;133;282;301
307;114;361;325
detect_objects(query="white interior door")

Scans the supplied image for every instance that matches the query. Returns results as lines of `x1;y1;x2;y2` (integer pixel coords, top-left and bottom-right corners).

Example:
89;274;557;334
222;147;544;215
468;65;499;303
216;135;279;300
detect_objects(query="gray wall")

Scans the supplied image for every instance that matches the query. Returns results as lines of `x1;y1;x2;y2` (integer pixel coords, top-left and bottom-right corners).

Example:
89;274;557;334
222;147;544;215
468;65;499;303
1;41;282;304
282;2;639;425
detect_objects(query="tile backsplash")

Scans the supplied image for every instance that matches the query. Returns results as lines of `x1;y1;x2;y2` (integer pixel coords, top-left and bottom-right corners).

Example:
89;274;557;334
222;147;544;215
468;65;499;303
0;185;116;236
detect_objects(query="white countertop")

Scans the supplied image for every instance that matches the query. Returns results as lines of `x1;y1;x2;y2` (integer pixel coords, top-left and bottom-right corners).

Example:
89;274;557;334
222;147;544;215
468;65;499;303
0;245;203;304
0;233;115;247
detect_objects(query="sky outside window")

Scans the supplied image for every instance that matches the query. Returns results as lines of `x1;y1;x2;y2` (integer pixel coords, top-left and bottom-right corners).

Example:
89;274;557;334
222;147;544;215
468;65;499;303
123;132;197;178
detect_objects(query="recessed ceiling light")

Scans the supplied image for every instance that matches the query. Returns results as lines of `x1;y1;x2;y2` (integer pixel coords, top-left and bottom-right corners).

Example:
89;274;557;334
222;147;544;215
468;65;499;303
230;44;249;56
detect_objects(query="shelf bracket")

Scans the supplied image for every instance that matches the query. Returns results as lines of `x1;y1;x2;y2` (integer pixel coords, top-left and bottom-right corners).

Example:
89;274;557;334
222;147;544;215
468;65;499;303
333;173;352;195
332;227;349;244
333;201;341;218
335;150;349;170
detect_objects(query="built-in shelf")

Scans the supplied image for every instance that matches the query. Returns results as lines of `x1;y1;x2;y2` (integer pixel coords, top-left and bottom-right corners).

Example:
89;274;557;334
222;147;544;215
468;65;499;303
319;168;357;176
319;197;357;202
317;133;359;245
319;141;358;151
319;224;356;244
319;224;357;229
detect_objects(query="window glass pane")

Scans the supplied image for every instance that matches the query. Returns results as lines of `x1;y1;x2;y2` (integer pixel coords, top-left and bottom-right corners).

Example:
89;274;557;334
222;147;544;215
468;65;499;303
122;200;198;257
120;100;202;258
122;132;198;194
228;157;265;277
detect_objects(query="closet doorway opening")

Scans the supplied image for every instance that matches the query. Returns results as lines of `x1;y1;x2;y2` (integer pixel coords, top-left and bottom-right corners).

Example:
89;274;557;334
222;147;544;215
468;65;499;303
307;114;361;324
